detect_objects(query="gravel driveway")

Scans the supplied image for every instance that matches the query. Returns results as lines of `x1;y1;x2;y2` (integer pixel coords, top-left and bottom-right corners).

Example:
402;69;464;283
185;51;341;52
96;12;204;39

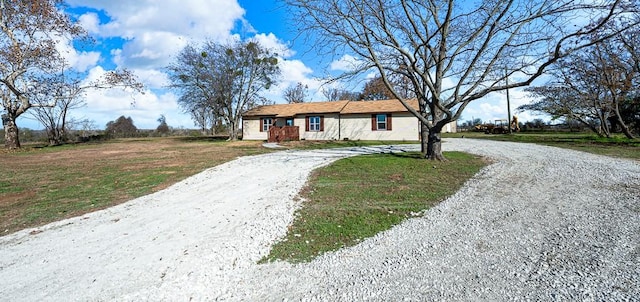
0;139;638;301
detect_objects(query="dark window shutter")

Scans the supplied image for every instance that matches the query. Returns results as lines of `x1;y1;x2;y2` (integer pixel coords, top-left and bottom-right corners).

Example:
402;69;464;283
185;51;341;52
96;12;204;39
320;116;324;131
371;114;376;130
305;116;310;131
387;114;392;131
260;118;264;132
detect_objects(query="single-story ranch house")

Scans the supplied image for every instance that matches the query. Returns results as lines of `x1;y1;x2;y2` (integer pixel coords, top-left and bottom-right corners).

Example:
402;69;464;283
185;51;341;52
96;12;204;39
242;99;457;142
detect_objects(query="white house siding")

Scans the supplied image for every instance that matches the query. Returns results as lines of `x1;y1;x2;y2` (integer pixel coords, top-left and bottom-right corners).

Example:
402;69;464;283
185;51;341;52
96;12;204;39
242;115;456;141
299;114;341;140
442;121;456;133
340;113;420;141
242;118;268;140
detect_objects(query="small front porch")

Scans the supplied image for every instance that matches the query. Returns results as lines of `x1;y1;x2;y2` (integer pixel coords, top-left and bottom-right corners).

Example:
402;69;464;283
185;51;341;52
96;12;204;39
268;126;299;143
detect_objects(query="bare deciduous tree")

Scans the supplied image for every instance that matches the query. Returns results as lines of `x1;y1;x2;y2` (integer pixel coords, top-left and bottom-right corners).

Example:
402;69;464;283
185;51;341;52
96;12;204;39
521;24;640;139
285;0;637;159
521;85;605;134
189;106;215;135
76;118;97;140
0;0;142;149
168;39;280;140
283;82;308;103
0;0;82;149
169;44;220;135
594;26;639;139
30;68;142;145
322;87;360;101
361;76;395;100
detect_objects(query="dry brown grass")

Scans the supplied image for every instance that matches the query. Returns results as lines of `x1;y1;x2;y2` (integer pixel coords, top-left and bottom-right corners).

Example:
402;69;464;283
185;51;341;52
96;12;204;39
0;137;269;235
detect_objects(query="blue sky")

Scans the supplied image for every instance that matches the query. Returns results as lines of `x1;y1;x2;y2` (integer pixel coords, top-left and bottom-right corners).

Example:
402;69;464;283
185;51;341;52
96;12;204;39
15;0;538;130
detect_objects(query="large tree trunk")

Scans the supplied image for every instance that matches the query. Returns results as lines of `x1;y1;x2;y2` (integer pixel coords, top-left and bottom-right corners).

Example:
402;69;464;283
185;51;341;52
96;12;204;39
47;127;64;146
228;118;239;141
419;118;446;160
47;128;58;146
425;129;446;161
3;115;21;149
424;106;447;160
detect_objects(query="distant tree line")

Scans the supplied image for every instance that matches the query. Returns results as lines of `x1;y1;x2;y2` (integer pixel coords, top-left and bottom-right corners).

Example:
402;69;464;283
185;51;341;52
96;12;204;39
0;114;200;145
103;115;185;139
458;118;549;132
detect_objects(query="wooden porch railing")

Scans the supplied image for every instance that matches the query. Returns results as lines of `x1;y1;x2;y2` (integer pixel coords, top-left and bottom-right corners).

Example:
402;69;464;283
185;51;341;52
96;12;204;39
268;126;299;143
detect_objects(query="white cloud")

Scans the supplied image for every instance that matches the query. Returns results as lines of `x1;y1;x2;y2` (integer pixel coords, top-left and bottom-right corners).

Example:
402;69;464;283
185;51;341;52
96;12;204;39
68;0;244;37
131;69;170;90
246;32;317;101
263;59;314;102
78;12;100;34
480;101;507;118
83;65;107;82
69;66;183;129
67;0;246;69
117;31;188;68
59;0;249;129
72;51;101;73
251;33;295;58
280;60;313;83
82;84;190;129
330;54;363;72
364;71;378;80
54;34;101;72
461;87;551;124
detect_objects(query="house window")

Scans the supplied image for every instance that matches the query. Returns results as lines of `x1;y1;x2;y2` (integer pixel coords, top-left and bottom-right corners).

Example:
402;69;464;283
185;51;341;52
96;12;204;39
306;116;324;132
261;117;273;132
377;114;387;130
286;118;294;126
372;114;393;131
309;116;321;131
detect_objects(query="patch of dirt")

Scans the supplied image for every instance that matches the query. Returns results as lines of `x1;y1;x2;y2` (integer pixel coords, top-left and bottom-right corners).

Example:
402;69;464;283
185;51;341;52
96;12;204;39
388;173;404;182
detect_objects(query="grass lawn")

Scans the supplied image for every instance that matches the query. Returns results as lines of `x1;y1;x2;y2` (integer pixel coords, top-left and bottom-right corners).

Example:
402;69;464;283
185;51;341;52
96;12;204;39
443;131;640;160
0;137;270;234
261;151;486;263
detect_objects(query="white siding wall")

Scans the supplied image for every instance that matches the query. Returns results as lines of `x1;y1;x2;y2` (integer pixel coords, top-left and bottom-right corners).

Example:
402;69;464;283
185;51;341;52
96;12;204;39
298;114;341;140
242;114;457;141
442;121;457;133
242;118;268;140
340;113;419;141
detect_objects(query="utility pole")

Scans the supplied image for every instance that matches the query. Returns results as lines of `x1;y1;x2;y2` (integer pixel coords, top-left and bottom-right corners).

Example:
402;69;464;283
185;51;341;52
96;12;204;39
505;69;512;134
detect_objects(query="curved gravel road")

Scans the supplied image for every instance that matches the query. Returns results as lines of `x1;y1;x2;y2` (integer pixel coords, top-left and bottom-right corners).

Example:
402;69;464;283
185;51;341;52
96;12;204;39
0;139;638;301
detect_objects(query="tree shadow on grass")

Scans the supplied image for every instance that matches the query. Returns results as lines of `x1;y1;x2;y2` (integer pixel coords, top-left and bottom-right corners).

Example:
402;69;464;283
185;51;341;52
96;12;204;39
388;152;424;159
